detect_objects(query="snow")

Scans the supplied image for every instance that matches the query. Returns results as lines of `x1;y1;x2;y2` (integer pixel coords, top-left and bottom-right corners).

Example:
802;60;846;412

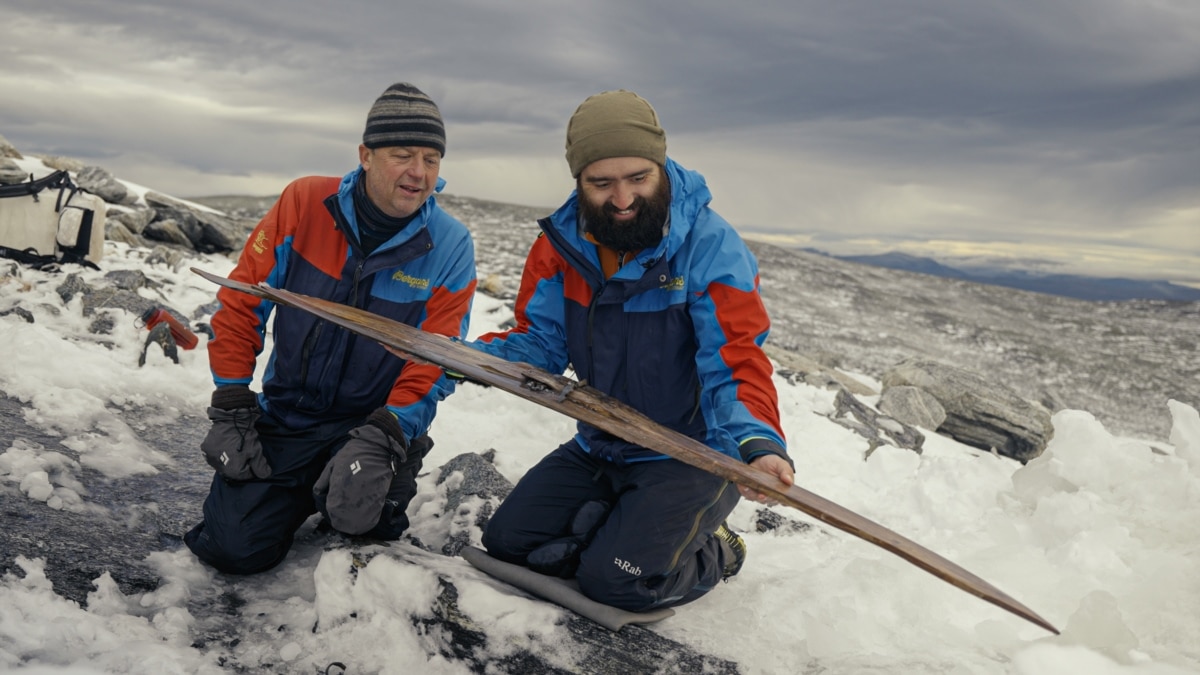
1;239;1198;674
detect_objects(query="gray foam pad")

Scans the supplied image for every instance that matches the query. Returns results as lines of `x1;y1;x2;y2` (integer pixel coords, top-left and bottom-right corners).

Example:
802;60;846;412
460;546;675;631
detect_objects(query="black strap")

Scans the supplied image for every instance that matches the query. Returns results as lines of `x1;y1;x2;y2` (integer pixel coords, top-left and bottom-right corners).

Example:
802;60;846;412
0;169;74;201
0;245;99;271
59;203;94;259
0;245;60;269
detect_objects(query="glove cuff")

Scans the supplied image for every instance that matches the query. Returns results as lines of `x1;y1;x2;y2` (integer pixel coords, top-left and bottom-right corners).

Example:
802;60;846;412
211;386;258;411
738;438;794;471
366;407;407;452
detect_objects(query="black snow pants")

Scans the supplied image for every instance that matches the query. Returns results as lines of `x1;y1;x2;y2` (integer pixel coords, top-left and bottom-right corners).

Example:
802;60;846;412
482;439;740;611
184;414;429;575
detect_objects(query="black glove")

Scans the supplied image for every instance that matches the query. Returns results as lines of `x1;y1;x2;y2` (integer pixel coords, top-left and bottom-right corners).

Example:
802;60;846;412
313;408;408;536
200;386;272;481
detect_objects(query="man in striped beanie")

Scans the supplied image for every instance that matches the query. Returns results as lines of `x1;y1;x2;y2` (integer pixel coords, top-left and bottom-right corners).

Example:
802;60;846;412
357;82;448;227
362;82;446;156
185;82;476;575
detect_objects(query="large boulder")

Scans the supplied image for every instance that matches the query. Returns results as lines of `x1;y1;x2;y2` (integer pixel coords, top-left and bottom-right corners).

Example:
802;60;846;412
879;385;947;430
75;165;138;206
144;191;248;253
883;358;1053;462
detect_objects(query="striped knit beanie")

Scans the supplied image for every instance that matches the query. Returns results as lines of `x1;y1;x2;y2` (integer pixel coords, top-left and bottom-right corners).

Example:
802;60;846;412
362;83;446;156
565;90;666;177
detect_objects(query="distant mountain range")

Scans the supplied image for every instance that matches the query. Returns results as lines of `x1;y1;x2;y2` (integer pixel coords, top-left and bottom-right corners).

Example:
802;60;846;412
803;250;1200;302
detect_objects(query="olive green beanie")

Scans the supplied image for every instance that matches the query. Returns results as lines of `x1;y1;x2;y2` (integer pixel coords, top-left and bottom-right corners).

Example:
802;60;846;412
565;90;667;177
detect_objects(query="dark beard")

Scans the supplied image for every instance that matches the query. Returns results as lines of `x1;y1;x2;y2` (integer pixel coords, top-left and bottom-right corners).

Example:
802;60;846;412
581;174;671;252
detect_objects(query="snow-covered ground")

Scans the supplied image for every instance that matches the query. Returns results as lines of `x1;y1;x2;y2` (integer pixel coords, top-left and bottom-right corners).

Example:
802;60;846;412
1;239;1199;674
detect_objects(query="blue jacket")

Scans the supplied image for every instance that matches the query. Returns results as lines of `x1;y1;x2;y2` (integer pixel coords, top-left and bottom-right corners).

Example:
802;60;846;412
208;169;477;440
474;158;787;466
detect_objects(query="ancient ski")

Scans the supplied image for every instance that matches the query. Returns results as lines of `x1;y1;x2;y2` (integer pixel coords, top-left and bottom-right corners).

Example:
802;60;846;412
193;267;1060;635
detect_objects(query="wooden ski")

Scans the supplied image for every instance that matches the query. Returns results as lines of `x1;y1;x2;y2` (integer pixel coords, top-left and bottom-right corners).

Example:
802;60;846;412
193;267;1059;634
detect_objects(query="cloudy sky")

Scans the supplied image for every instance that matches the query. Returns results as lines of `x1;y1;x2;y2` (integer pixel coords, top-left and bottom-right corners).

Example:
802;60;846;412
3;0;1198;284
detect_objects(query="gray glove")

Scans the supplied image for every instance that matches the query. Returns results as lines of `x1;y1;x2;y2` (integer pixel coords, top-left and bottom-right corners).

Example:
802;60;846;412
200;386;272;481
313;408;408;535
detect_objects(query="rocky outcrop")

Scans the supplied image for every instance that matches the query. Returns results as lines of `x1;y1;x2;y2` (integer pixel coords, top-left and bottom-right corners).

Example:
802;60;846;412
144;191;249;253
0;140;254;259
882;358;1054;462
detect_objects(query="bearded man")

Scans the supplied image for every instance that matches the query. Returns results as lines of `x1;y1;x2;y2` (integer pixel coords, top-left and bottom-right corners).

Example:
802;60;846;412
466;90;793;611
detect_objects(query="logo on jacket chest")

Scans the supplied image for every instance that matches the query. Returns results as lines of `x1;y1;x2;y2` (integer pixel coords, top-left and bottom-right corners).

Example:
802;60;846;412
392;270;431;290
659;275;685;292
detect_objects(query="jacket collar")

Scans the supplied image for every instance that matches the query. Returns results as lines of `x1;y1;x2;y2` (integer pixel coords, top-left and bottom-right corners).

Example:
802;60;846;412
542;156;711;283
334;167;446;254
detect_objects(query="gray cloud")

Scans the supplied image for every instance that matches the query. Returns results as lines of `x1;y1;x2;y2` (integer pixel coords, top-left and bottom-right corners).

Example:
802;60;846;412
2;0;1197;282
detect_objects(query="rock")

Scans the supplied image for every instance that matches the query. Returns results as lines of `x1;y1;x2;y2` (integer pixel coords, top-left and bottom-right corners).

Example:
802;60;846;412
0;158;27;185
34;154;85;172
145;245;186;270
109;206;157;235
879;385;947;430
149;206;205;245
827;389;925;455
753;508;812;535
104;220;143;247
0;133;23;159
104;269;156;292
191;300;221;322
143;218;194;248
89;313;116;336
145;191;248;253
52;272;163;320
74;166;137;206
0;306;35;323
56;273;92;303
883;358;1054;462
82;287;160;319
435;451;512;557
764;344;877;396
